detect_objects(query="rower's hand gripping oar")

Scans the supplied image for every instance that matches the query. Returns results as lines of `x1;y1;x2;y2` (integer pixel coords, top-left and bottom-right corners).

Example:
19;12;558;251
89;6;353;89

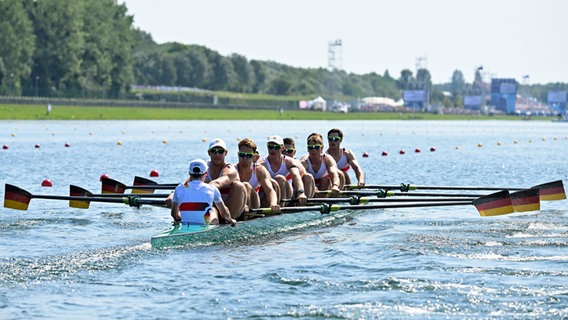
4;184;166;211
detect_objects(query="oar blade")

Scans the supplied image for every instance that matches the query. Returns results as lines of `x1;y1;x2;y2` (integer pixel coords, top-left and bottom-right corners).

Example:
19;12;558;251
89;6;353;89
69;185;92;209
4;184;32;210
533;180;566;201
472;190;514;216
132;176;157;194
101;177;126;194
510;188;540;212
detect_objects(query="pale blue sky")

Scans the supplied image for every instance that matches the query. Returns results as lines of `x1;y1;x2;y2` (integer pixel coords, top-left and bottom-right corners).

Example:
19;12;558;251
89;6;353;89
121;0;567;84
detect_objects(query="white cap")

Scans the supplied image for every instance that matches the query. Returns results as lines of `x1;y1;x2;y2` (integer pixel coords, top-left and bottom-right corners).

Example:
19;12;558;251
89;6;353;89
208;138;227;150
189;159;208;175
267;135;284;145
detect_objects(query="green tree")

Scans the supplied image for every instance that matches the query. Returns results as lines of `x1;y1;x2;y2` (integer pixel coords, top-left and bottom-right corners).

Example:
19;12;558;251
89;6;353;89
229;53;255;93
398;69;414;90
27;0;84;96
0;0;35;95
81;0;135;98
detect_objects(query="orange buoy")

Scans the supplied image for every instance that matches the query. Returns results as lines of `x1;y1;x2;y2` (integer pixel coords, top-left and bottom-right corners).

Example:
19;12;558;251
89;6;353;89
65;143;70;147
430;147;436;152
150;170;160;177
399;150;405;155
41;179;53;187
100;174;110;181
415;148;421;153
362;152;369;158
381;151;388;156
34;144;40;148
2;145;8;150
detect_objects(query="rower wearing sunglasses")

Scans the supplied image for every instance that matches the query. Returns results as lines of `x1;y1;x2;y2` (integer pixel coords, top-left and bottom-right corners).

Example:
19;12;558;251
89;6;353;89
234;138;281;217
300;133;342;197
260;135;308;205
205;138;247;221
325;128;365;188
282;137;316;197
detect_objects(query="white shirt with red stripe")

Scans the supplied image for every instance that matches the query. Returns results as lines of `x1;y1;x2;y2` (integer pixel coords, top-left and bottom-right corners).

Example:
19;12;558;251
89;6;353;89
173;180;222;225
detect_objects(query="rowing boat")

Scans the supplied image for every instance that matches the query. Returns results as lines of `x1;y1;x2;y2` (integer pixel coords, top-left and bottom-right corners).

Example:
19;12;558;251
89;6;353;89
150;207;354;249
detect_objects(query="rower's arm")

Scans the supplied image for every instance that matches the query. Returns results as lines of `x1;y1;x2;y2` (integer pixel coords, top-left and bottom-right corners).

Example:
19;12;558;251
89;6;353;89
346;149;365;187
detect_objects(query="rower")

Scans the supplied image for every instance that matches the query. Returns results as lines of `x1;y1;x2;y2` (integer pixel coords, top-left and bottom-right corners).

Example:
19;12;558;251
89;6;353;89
259;135;308;205
234;138;281;217
325;128;365;188
205;138;247;221
300;133;341;197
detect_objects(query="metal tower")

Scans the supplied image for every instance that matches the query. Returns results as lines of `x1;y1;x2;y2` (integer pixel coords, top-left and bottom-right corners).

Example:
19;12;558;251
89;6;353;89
328;40;343;71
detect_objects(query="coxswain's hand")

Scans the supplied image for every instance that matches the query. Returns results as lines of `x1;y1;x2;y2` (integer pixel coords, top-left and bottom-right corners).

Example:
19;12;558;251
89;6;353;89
230;218;237;227
358;181;365;188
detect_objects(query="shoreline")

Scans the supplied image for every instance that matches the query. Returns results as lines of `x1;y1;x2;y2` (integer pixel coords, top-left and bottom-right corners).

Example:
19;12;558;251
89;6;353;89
0;104;555;121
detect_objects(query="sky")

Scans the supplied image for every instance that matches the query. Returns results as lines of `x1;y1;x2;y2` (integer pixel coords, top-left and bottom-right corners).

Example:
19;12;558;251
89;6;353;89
120;0;567;85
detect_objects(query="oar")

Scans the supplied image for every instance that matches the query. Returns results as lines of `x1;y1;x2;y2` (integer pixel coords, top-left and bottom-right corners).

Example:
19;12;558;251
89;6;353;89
345;183;526;191
258;190;525;216
283;196;478;205
316;189;489;198
101;177;176;194
345;180;566;201
4;184;166;210
323;180;566;202
70;185;169;208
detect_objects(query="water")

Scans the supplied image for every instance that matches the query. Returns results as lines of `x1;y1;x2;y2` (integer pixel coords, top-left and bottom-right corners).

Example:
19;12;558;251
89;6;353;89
1;120;567;319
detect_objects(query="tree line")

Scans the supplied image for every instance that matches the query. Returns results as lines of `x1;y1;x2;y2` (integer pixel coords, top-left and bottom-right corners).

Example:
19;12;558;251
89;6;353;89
1;0;565;106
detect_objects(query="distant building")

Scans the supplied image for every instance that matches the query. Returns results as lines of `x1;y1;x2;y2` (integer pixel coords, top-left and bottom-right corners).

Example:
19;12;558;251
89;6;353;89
464;95;482;111
403;90;428;109
547;91;567;117
490;78;517;114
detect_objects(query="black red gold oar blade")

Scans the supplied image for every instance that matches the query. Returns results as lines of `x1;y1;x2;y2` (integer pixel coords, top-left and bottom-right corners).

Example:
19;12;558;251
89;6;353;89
4;184;32;210
533;180;566;201
510;188;540;212
101;177;127;194
132;176;157;194
69;185;93;209
472;190;514;216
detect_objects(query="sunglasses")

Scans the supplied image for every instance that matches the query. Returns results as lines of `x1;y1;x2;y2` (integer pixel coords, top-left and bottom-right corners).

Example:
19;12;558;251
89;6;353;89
237;152;255;159
209;148;226;154
328;136;342;142
283;148;295;154
267;144;282;150
307;144;322;150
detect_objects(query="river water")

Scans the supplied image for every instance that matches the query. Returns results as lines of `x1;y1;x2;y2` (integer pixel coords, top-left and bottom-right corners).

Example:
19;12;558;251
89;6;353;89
0;120;567;319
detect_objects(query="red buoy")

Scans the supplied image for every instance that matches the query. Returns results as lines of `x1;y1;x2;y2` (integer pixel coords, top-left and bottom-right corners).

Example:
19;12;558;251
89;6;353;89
415;148;421;153
430;147;436;152
41;179;53;187
2;145;8;150
381;151;388;156
399;150;405;155
150;170;160;177
34;144;40;148
100;174;110;181
65;143;70;147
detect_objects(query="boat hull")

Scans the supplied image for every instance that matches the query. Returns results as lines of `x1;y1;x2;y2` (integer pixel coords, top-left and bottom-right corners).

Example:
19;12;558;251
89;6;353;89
150;209;355;249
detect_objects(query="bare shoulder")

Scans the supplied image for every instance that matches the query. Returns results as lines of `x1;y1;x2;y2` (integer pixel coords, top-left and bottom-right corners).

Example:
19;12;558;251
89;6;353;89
344;148;357;160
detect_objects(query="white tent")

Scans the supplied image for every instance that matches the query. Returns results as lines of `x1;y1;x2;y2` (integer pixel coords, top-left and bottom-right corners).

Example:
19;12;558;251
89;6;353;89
311;96;326;111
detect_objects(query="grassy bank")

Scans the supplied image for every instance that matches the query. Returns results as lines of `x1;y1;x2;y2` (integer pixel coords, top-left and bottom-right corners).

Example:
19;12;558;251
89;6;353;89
0;104;551;121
